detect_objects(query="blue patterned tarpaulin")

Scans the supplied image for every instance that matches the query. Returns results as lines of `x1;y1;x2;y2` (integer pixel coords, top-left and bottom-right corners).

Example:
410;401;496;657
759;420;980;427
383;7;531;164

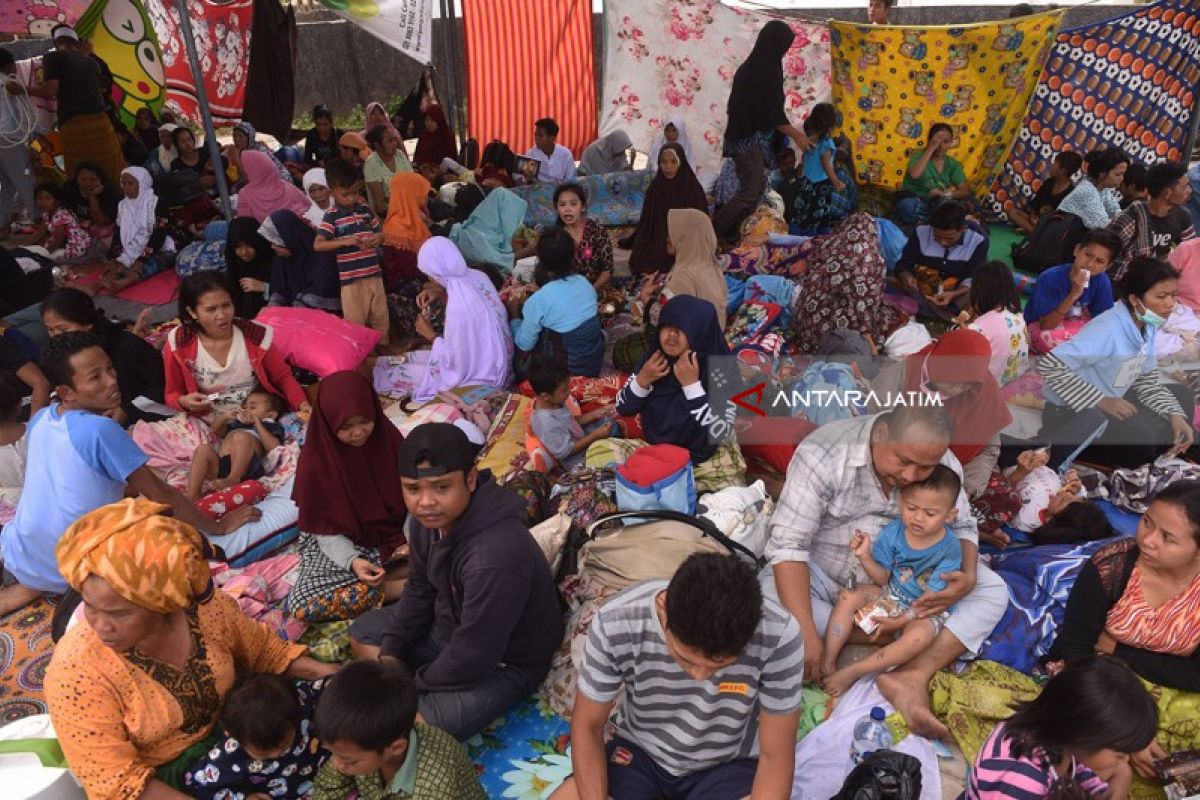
989;0;1200;219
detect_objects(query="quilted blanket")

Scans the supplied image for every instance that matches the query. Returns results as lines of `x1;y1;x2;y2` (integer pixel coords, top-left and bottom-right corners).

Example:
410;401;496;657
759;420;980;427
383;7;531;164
511;170;652;229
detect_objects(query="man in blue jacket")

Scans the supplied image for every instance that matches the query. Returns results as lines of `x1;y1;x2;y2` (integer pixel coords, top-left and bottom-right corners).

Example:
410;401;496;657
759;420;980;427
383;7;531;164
349;423;564;739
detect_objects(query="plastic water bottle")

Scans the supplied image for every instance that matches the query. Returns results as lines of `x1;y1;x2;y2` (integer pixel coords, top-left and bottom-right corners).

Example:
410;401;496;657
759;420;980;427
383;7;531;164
851;706;894;765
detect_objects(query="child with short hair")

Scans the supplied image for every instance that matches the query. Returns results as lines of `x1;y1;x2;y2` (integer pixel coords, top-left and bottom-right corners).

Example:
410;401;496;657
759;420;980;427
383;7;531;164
1009;152;1082;233
525;355;616;472
314;158;390;348
312;660;485;800
793;102;847;230
34;182;94;263
183;673;327;800
770;147;803;227
1118;162;1149;208
821;464;964;696
187;388;286;499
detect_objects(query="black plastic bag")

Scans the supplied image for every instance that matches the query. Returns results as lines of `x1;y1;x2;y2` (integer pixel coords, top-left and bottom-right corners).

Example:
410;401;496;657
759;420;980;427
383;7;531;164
831;750;923;800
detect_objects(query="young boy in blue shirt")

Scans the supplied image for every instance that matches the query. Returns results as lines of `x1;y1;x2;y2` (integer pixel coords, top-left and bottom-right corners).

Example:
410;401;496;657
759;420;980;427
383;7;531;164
314;158;390;348
820;464;963;696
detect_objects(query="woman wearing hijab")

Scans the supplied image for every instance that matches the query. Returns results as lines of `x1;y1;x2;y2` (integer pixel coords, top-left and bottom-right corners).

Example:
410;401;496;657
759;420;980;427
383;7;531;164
628;142;708;275
45;499;336;800
361;101;400;143
133;107;160;151
712;20;811;242
287;372;408;622
224;217;273;318
231;121;292;184
577;129;634;176
374;238;513;401
870;328;1021;543
661;209;729;328
647;117;696;177
381;172;433;331
302;167;333;213
608;295;746;488
338;131;371;169
412;103;458;168
235;150;317;225
449;186;528;273
102;166;174;293
266;210;342;313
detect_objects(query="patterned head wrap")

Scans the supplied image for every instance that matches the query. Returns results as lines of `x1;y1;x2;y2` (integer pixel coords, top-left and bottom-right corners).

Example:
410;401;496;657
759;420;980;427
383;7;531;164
56;498;214;614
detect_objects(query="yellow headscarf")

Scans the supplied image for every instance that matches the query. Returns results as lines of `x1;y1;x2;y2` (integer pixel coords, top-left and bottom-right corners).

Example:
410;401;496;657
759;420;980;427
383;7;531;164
56;498;214;614
383;172;433;252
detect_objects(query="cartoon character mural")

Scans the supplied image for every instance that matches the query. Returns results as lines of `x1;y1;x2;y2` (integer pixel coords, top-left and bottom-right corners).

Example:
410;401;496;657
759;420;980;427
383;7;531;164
910;70;936;103
857;119;882;150
22;0;69;37
895;108;922;139
864;159;885;184
74;0;165;129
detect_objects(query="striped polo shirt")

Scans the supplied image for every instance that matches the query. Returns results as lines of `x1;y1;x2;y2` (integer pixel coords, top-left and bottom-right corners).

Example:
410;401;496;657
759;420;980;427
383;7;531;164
576;579;804;777
317;203;382;285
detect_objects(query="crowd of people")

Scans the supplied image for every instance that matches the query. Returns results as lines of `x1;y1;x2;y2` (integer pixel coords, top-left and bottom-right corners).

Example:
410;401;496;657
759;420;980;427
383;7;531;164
0;10;1198;800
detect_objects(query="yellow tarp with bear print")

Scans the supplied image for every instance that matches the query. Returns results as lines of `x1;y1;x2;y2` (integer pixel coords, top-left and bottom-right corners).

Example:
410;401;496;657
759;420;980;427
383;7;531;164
831;13;1064;195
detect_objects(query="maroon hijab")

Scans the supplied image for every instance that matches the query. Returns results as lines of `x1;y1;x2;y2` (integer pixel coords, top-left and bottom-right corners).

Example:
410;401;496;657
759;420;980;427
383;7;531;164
293;371;407;549
413;104;458;167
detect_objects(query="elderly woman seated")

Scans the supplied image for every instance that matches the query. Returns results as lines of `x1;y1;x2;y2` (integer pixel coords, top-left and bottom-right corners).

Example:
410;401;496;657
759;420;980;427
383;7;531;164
45;499;337;799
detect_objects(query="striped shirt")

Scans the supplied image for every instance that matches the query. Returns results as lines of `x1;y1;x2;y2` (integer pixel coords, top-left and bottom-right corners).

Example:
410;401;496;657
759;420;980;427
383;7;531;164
317;203;382;284
1038;302;1183;417
962;723;1107;800
765;414;979;586
576;579;804;778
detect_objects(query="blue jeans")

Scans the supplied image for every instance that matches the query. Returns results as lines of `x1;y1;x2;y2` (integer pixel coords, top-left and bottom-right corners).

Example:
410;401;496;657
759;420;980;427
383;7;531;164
605;737;758;799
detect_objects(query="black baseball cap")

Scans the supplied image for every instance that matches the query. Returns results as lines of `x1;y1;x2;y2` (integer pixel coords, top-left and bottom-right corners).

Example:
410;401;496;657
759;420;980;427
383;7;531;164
398;422;478;479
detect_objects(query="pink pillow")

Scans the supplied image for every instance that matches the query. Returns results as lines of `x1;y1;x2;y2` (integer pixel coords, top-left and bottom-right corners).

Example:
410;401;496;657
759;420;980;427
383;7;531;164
196;480;269;520
256;307;381;377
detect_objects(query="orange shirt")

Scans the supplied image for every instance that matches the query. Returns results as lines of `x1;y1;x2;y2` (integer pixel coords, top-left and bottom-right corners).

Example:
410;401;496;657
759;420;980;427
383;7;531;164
45;590;306;800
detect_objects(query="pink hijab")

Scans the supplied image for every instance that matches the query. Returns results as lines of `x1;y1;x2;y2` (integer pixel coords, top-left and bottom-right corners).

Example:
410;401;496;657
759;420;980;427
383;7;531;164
1169;238;1200;315
236;151;313;224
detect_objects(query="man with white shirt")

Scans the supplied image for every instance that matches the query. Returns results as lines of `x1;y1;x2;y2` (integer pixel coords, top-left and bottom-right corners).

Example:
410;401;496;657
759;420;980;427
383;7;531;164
524;118;576;183
764;404;1009;739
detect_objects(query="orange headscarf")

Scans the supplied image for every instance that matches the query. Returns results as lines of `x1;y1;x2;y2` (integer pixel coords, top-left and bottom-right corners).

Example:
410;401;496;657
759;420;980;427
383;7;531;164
903;329;1012;466
56;498;214;614
383;172;433;252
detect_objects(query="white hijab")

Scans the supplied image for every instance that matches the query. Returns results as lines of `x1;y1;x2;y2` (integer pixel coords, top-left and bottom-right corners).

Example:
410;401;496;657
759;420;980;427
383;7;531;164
648;116;696;175
116;166;160;266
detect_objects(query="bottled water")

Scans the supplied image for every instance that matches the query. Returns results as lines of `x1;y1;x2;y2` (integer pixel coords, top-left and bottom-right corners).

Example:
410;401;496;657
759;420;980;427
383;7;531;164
851;706;894;765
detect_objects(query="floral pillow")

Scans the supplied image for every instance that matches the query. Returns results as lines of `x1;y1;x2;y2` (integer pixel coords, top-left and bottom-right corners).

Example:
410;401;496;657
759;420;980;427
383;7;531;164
196;480;268;521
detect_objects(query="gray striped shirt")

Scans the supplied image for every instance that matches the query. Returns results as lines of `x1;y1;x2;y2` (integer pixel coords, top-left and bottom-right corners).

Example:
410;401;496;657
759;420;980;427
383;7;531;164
576;579;804;777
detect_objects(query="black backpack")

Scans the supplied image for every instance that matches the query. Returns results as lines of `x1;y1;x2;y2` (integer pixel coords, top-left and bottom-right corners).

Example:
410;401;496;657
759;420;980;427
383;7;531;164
832;750;923;800
480;139;515;173
458;137;480;170
153;169;205;209
1012;210;1086;275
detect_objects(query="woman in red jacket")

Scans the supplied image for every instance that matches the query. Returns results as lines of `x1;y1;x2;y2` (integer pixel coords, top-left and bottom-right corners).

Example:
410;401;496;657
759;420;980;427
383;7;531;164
163;272;311;419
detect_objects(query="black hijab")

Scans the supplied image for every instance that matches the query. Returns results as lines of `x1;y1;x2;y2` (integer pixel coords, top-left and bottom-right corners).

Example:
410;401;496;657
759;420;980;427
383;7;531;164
268;211;342;313
630;143;708;275
724;20;795;144
225;217;273;318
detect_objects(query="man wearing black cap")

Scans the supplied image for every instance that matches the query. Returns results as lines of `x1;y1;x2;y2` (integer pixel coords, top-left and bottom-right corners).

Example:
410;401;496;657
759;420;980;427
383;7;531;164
349;422;564;740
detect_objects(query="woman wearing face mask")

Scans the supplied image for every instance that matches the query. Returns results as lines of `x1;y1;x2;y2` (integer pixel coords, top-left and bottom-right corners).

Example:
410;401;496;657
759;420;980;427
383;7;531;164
1038;256;1197;469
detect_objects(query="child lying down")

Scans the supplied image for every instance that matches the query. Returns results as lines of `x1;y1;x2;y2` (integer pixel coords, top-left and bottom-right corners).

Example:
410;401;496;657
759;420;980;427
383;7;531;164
188;389;286;500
